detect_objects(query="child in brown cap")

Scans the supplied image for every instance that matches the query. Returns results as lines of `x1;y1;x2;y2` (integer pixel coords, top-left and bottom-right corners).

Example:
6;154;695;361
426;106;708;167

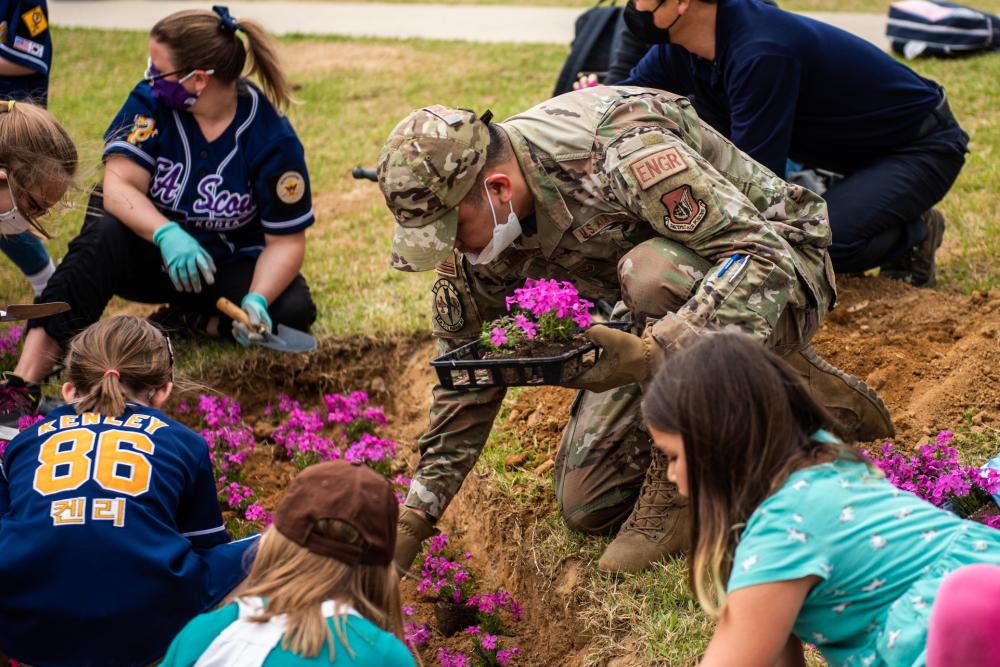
160;460;416;666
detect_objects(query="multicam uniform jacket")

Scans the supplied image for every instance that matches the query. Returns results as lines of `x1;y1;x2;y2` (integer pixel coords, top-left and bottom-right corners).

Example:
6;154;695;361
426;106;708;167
408;86;836;518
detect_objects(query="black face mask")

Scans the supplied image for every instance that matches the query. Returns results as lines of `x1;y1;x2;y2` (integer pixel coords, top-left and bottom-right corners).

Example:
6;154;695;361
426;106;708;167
624;0;682;45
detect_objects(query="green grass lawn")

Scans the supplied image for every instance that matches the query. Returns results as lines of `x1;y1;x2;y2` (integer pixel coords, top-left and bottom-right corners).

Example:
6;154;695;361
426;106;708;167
5;26;1000;665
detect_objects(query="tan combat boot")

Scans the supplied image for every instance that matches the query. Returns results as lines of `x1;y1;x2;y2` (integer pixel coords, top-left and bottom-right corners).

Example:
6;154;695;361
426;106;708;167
786;346;895;442
598;447;690;573
394;506;438;575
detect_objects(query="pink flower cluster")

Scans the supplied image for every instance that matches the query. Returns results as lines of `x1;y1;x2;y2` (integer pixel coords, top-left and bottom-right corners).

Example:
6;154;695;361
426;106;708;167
865;431;1000;525
189;394;268;526
0;324;23;365
271;395;341;469
269;392;399;475
469;590;524;632
417;533;475;604
505;278;593;328
403;606;432;649
483;278;594;352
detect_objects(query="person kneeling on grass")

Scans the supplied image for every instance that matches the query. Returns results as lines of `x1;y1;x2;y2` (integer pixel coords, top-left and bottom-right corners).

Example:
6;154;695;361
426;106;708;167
160;460;416;667
642;333;1000;667
0;316;257;667
1;5;317;425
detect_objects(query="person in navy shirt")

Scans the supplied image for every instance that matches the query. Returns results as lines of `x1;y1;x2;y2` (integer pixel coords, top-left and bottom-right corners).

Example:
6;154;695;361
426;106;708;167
619;0;969;287
0;316;255;666
9;6;318;394
0;0;57;301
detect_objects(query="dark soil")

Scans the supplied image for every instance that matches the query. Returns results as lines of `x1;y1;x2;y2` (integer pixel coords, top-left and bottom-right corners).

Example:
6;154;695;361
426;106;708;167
481;334;589;361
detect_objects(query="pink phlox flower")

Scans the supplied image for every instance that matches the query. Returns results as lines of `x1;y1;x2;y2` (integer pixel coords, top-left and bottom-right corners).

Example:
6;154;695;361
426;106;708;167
343;433;397;465
429;533;450;553
496;647;521;666
981;515;1000;530
481;633;498;651
436;647;471;667
464;625;482;635
513;314;538;340
404;620;431;648
244;503;269;522
490;327;509;347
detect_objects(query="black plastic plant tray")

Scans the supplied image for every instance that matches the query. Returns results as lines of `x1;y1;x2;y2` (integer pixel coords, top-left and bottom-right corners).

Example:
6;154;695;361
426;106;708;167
431;322;630;390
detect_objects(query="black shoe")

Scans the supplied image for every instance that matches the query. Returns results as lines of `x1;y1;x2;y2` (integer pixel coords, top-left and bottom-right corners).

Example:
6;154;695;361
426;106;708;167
880;209;945;288
0;372;41;428
149;306;210;339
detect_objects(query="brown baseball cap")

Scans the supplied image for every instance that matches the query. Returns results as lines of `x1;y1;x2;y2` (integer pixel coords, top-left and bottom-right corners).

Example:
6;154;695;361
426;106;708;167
273;460;399;566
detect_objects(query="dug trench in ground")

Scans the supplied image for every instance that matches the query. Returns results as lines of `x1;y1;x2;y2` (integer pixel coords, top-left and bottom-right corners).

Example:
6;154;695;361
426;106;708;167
186;276;1000;665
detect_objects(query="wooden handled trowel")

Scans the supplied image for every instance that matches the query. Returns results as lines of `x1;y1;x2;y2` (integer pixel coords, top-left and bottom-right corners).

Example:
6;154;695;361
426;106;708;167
1;302;70;322
216;297;316;353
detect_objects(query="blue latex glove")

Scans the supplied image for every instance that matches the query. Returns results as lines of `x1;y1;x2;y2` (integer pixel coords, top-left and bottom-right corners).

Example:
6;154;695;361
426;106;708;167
152;221;216;293
233;292;272;347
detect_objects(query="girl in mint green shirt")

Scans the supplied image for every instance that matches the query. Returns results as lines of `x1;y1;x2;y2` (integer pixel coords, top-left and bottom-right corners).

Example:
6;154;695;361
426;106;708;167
160;460;416;667
641;333;1000;667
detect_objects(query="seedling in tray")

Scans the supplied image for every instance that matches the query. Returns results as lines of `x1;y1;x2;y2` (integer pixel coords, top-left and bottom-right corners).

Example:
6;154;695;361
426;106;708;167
431;278;623;389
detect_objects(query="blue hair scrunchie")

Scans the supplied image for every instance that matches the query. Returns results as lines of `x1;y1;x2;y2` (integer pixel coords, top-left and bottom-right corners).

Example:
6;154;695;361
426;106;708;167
212;5;240;34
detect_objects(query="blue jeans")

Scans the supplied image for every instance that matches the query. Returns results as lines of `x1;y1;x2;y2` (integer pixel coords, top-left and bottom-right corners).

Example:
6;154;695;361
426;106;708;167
1;231;50;277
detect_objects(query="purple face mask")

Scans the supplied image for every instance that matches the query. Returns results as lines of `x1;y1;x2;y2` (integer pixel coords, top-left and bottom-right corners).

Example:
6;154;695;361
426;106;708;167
145;60;213;111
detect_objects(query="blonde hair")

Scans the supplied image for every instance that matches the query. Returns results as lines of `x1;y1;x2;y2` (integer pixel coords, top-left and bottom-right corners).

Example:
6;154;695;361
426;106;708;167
150;9;293;110
239;520;405;660
0;100;78;234
65;316;173;417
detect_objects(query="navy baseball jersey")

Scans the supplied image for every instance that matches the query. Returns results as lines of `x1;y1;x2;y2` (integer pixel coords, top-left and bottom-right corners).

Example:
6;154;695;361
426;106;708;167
0;0;50;105
0;403;257;667
103;80;314;264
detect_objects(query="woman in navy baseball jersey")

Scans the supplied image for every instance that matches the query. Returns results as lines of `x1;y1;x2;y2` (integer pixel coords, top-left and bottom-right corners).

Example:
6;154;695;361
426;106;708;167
0;316;256;667
0;0;58;297
6;6;317;399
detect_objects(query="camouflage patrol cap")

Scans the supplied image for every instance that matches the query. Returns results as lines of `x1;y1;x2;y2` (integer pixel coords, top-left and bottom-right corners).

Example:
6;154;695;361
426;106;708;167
377;105;490;272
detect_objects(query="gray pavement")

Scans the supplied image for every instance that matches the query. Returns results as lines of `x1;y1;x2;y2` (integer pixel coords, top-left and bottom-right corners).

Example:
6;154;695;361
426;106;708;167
49;1;890;50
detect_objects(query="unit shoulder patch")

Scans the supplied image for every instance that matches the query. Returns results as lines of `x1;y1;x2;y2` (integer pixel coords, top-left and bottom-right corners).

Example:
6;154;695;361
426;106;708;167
629;147;688;191
661;185;707;232
21;5;47;37
127;115;157;145
432;278;465;333
276;171;305;204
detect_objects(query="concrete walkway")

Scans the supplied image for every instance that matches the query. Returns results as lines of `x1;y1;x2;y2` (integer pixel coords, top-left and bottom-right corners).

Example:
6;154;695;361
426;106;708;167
50;1;890;49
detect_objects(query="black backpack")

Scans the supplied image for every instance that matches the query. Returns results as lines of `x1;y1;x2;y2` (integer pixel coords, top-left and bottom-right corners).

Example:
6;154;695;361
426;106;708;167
553;0;624;96
887;0;1000;58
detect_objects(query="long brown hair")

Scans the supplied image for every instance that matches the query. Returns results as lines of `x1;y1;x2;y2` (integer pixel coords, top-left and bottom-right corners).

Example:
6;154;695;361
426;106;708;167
641;333;860;616
65;316;173;417
239;520;406;660
0;100;78;235
150;9;292;110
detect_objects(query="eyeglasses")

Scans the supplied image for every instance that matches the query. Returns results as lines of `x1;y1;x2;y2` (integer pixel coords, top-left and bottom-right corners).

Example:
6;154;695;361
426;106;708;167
143;58;214;84
144;57;188;83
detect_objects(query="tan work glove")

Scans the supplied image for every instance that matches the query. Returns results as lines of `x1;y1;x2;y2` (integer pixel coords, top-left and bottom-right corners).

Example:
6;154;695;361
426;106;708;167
563;325;661;393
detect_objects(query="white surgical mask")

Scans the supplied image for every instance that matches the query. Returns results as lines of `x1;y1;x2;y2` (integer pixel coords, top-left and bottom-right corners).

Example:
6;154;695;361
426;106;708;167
0;172;30;236
464;180;522;265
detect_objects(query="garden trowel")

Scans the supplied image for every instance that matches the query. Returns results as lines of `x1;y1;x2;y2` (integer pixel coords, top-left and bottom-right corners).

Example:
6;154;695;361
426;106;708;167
1;302;70;322
216;297;316;353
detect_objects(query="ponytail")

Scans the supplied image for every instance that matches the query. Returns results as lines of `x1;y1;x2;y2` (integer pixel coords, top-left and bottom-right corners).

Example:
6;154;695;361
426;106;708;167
151;8;293;111
235;19;293;111
66;316;174;417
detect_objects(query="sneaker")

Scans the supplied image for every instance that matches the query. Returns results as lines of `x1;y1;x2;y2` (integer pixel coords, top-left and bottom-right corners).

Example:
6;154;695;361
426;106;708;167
880;208;945;288
148;306;210;339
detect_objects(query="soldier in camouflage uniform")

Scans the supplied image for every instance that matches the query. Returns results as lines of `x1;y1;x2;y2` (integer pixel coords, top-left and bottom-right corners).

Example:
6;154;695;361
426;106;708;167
378;86;894;574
